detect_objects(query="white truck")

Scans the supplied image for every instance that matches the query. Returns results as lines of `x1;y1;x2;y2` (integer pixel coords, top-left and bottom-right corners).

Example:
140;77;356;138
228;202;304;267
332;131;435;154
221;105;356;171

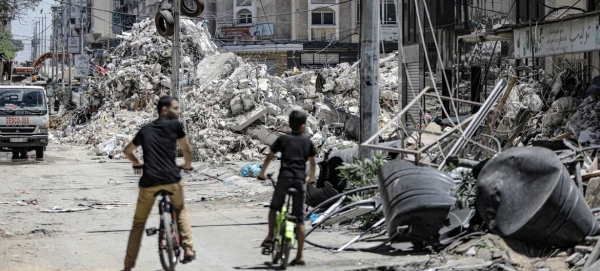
0;85;49;159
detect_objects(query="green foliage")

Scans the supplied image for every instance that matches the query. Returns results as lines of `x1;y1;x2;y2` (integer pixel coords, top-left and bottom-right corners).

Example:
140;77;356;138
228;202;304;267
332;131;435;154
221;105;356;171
11;39;24;52
446;166;477;210
0;31;18;59
337;154;388;191
336;154;388;230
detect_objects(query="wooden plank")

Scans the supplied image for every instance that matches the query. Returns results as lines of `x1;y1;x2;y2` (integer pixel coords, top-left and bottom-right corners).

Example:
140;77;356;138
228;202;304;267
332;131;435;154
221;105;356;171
583;171;600;180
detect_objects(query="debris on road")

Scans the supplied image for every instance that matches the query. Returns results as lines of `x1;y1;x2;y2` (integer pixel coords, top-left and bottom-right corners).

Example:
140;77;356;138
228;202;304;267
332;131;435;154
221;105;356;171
239;163;261;178
14;199;39;206
41;206;92;213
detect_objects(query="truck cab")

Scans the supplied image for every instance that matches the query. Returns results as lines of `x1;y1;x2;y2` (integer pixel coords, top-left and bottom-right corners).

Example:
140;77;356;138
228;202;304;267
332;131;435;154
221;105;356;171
0;85;49;159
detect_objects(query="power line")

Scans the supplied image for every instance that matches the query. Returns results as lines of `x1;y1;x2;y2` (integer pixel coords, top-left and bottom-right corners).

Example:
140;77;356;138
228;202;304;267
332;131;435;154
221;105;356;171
257;0;277;53
44;0;354;21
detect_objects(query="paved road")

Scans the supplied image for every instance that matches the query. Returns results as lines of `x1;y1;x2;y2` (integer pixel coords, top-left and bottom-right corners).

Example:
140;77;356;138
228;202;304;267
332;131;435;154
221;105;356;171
0;145;425;271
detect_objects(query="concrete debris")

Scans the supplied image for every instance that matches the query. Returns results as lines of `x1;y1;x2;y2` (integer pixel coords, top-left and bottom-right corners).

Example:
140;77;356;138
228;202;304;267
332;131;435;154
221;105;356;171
55;18;404;163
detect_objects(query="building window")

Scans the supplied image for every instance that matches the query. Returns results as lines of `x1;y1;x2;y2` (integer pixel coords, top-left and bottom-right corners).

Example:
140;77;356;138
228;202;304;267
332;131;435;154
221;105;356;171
356;0;397;25
312;8;335;25
301;53;340;65
381;0;397;25
237;9;252;25
237;0;252;6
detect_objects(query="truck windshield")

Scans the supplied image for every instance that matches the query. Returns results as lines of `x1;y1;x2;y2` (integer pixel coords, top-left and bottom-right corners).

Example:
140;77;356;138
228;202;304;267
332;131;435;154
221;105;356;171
0;88;47;115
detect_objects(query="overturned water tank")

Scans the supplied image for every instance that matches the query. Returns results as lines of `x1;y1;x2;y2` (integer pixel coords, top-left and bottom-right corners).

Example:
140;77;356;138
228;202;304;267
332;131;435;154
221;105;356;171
476;147;600;247
378;159;456;244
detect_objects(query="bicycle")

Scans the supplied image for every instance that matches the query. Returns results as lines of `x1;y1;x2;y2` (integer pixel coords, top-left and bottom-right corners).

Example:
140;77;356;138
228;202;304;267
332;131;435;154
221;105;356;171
144;166;193;271
261;173;298;270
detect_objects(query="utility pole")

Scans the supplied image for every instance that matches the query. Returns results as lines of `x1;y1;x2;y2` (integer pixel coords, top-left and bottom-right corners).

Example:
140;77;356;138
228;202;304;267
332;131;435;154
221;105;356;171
396;0;404;155
52;6;58;80
68;0;72;103
171;0;181;100
44;14;47;70
33;21;37;61
37;19;41;59
359;0;380;160
61;2;66;93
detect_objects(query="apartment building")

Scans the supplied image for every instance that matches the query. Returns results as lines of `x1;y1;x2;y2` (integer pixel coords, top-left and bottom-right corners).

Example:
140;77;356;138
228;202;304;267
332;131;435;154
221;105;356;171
212;0;400;74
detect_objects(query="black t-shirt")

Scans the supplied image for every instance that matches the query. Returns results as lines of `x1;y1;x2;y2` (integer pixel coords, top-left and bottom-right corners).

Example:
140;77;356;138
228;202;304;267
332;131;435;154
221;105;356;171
132;119;186;187
271;133;317;181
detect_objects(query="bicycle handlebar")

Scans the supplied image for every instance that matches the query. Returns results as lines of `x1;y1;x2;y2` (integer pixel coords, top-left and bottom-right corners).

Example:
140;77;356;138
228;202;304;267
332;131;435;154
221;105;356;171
257;173;275;187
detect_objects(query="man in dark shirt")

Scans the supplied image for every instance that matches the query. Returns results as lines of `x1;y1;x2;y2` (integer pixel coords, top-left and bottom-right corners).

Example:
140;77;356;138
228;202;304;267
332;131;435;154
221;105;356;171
122;96;195;270
258;110;317;266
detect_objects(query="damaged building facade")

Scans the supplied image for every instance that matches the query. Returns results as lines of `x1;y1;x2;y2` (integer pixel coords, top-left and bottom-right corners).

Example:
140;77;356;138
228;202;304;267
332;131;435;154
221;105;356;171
210;0;399;75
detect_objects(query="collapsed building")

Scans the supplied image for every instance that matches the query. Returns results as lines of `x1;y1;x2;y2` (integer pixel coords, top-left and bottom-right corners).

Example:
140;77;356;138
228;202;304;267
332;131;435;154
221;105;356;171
54;18;405;163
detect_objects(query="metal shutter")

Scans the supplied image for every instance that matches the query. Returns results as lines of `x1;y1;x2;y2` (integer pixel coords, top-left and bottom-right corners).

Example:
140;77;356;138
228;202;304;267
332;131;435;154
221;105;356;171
405;61;421;126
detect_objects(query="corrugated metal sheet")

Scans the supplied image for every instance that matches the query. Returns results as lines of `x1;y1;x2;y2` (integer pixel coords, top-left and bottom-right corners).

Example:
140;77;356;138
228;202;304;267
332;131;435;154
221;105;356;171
405;62;421;127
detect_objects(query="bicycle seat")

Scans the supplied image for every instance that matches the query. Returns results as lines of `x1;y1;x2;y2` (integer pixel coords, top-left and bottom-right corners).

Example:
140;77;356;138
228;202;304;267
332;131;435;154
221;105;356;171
154;190;173;197
286;187;298;196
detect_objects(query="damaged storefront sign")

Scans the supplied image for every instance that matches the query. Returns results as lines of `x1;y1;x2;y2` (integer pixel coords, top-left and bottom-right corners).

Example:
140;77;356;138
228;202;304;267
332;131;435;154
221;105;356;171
514;13;600;59
216;23;274;38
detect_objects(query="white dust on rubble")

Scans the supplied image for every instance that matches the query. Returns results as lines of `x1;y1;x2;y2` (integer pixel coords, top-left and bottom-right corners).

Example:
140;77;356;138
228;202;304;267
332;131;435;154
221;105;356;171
55;18;407;163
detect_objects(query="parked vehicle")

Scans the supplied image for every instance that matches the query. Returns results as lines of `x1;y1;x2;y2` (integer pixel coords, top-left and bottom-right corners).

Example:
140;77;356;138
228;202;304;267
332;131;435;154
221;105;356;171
0;84;49;159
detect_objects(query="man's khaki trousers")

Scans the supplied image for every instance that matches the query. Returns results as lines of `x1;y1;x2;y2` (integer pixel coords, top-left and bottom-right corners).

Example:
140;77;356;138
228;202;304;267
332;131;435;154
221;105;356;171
124;181;194;268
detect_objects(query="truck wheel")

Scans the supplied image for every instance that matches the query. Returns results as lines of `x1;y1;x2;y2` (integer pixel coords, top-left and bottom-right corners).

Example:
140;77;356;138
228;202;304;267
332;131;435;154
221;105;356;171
36;148;44;159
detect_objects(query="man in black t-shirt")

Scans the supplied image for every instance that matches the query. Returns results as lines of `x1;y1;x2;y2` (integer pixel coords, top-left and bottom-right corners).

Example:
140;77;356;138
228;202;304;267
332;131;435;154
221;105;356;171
122;96;195;271
258;110;317;266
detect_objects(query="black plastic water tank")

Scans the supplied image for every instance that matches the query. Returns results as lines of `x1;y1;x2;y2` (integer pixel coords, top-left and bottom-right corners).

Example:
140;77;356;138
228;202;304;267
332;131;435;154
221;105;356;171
378;159;456;244
476;147;600;247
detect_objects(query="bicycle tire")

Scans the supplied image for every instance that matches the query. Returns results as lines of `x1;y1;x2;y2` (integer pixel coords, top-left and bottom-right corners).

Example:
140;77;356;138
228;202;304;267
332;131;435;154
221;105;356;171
280;237;292;270
159;213;169;271
159;213;177;271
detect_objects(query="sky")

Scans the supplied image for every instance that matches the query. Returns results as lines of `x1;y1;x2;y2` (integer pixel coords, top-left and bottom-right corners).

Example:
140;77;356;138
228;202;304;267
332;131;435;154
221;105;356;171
11;0;55;63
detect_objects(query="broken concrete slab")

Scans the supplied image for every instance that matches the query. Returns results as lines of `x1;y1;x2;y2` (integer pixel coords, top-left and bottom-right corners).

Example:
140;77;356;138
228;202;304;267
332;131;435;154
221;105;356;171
247;127;280;146
231;106;267;132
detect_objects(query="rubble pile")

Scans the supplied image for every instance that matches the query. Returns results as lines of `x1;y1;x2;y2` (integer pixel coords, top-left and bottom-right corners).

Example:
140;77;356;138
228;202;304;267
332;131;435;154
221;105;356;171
55;18;406;162
493;70;600;146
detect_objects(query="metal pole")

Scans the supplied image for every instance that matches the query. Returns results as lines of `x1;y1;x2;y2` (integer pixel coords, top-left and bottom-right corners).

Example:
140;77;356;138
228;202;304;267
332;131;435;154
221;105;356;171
33;21;37;61
171;0;181;99
359;0;380;160
52;6;57;80
438;79;508;170
396;0;404;157
44;14;47;63
31;23;34;62
79;0;85;107
68;0;72;104
38;20;41;59
61;2;66;92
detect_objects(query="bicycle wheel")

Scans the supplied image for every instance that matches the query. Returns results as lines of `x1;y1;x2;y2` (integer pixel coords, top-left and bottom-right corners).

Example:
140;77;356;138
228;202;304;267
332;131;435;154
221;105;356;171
271;241;280;264
280;237;292;270
159;212;177;271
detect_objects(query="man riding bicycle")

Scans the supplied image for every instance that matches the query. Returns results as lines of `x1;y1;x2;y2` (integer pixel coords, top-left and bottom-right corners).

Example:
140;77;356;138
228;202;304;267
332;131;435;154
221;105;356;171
122;96;196;271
